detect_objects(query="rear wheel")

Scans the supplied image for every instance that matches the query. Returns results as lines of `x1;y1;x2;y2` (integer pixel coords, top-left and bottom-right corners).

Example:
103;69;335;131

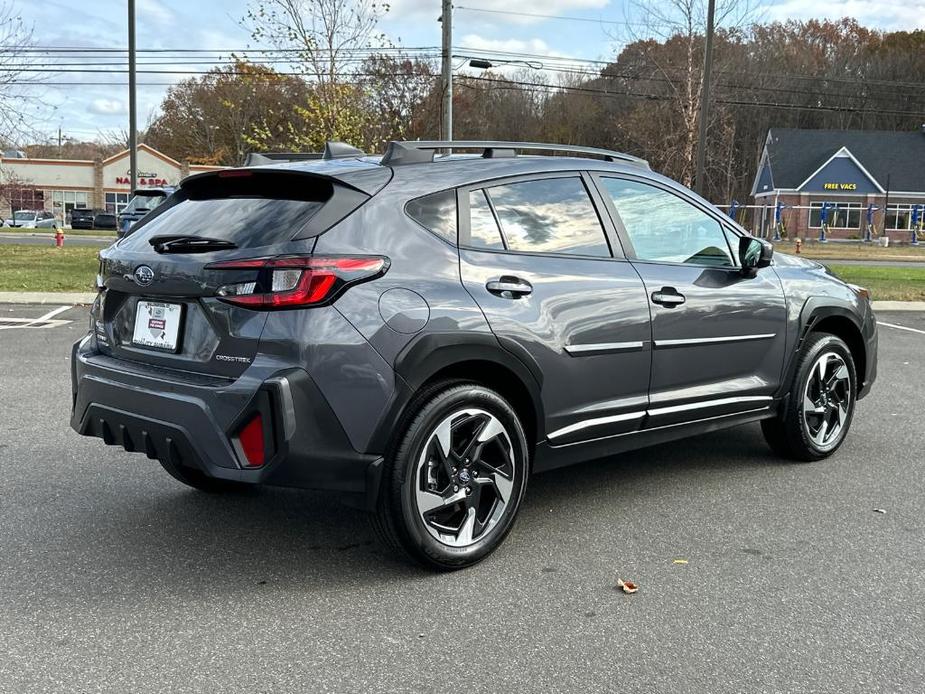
762;333;856;461
373;383;529;570
158;458;255;493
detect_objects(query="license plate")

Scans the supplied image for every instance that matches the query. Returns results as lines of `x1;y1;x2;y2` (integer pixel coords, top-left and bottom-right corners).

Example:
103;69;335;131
132;301;183;352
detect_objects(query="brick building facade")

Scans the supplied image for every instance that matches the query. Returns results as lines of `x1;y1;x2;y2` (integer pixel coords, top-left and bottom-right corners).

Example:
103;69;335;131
0;143;223;224
751;128;925;242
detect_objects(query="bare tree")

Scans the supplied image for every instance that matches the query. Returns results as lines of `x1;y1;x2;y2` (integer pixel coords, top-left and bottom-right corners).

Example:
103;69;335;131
243;0;389;142
0;1;46;146
614;0;755;188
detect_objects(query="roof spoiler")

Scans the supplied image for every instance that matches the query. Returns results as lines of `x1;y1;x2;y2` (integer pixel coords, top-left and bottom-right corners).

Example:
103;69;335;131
243;142;366;167
380;140;650;169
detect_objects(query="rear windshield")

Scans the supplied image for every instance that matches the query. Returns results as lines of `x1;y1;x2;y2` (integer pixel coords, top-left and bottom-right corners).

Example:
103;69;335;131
120;172;332;250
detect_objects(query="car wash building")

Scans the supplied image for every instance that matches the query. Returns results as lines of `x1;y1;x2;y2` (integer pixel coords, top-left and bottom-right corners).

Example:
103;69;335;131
0;143;222;224
751;128;925;241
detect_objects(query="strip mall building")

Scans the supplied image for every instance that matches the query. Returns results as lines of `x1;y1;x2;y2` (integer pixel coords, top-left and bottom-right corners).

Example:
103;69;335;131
0;144;222;223
751;128;925;241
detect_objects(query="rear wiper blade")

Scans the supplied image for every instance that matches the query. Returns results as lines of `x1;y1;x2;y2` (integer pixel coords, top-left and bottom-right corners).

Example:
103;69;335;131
149;235;238;254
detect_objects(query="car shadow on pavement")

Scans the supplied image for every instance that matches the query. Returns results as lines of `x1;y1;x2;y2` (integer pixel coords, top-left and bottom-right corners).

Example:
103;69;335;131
40;424;782;595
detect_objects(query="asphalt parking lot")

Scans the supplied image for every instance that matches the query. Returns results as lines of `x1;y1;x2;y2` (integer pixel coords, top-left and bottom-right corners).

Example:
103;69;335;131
1;305;923;693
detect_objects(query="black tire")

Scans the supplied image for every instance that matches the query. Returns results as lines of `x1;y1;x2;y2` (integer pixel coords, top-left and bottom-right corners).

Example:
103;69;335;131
372;382;530;570
158;458;255;493
761;333;857;462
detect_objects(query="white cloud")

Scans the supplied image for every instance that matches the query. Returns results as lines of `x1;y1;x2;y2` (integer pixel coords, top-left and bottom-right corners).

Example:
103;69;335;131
388;0;610;23
88;98;127;116
137;0;175;26
458;34;556;56
760;0;925;30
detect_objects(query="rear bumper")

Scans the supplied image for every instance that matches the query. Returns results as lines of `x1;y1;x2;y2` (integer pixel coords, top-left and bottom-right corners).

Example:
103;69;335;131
70;337;384;508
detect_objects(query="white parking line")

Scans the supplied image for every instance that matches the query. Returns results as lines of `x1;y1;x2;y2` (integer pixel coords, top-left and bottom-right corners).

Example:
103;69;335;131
0;305;73;330
35;305;73;322
878;321;925;336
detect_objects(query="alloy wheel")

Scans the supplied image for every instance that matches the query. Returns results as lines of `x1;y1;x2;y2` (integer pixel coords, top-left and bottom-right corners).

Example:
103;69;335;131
802;351;852;449
413;408;517;548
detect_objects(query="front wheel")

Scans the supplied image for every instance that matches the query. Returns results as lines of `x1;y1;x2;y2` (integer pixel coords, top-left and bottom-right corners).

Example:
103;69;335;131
762;333;857;461
373;383;529;570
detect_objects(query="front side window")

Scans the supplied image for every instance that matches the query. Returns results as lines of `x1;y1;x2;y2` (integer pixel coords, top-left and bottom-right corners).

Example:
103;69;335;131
480;177;611;257
600;178;734;267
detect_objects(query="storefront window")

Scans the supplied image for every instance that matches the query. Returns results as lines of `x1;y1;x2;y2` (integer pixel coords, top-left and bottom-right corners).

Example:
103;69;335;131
886;205;913;230
105;192;130;214
808;202;861;229
49;190;89;222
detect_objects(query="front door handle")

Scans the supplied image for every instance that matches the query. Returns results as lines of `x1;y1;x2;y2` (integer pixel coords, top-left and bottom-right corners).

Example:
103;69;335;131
651;287;686;307
486;276;533;298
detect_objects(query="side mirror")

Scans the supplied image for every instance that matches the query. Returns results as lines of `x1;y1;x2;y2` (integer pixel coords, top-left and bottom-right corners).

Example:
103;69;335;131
739;236;773;275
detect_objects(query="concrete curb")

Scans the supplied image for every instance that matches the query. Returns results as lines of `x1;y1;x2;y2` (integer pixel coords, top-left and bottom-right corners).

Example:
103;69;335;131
871;301;925;311
0;292;97;305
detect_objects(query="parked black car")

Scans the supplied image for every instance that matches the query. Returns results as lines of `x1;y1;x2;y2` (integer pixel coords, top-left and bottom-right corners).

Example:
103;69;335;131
92;211;118;230
70;207;97;230
71;140;877;570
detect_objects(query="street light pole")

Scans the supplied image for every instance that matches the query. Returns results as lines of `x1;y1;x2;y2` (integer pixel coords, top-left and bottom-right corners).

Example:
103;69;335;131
440;0;453;141
128;0;137;192
694;0;715;196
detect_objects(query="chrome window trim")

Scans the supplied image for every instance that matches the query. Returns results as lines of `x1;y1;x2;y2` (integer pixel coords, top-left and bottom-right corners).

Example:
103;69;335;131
654;333;776;348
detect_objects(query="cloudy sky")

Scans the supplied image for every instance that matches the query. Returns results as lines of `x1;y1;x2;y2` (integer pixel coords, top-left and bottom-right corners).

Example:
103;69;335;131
12;0;925;144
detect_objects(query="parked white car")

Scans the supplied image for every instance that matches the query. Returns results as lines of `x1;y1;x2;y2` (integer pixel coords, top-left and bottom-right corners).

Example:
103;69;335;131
4;210;58;229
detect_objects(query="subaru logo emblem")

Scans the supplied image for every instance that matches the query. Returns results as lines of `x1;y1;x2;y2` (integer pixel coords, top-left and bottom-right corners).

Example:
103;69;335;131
133;265;155;286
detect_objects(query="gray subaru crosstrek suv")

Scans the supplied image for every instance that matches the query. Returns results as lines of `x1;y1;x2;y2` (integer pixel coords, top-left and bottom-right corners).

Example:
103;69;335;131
71;140;878;570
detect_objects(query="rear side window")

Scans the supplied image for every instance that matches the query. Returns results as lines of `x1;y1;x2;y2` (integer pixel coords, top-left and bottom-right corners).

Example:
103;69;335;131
405;190;456;243
120;172;332;250
482;177;610;257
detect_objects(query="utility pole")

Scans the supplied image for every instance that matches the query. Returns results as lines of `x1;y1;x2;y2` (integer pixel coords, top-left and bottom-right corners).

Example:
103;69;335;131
128;0;138;192
693;0;715;196
440;0;453;141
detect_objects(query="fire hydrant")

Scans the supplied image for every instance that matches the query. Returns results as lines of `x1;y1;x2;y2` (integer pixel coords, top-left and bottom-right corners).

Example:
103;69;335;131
54;228;64;248
795;238;802;254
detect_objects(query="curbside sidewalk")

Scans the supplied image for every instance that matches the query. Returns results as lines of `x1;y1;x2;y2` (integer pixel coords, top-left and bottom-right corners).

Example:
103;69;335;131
0;292;97;305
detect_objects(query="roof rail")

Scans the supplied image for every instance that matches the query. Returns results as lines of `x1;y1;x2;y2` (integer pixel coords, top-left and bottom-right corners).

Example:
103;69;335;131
380;140;649;169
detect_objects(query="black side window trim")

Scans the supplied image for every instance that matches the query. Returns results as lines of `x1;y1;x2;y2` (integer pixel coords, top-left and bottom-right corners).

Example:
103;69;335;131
590;172;739;268
458;171;622;260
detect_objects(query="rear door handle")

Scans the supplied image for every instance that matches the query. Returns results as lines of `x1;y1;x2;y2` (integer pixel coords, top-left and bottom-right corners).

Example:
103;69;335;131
486;276;533;298
651;287;686;307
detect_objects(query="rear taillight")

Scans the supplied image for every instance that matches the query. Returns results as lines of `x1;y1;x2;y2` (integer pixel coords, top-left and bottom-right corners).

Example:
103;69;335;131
207;255;389;309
